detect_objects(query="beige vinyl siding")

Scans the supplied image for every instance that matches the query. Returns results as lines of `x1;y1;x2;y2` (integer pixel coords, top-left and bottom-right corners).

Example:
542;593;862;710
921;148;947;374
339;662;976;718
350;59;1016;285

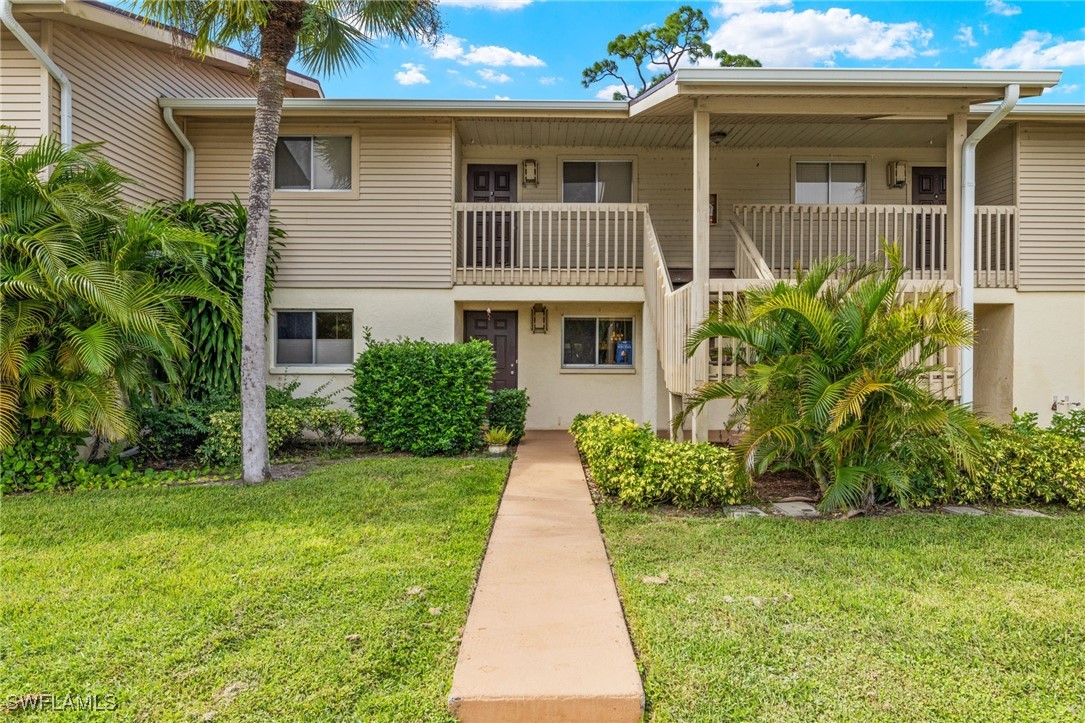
45;22;263;203
190;119;455;289
976;125;1015;206
0;20;47;147
1017;124;1085;291
461;144;944;269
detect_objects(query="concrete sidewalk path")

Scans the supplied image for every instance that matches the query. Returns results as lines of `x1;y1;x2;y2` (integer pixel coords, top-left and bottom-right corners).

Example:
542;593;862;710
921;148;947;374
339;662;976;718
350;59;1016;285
449;431;644;722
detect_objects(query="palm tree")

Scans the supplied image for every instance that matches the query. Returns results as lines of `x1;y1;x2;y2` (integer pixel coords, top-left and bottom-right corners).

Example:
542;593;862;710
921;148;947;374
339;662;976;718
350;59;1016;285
0;132;234;448
137;1;441;483
679;246;984;511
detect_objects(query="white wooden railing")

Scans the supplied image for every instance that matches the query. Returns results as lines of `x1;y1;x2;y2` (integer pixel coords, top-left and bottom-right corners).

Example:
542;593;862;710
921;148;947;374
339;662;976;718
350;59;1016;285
644;214;702;397
730;216;776;282
735;204;949;282
454;203;645;285
975;205;1017;288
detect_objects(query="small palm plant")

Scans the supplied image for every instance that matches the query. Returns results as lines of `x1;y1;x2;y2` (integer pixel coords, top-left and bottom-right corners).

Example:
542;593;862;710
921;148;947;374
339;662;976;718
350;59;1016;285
0;132;235;448
680;246;983;511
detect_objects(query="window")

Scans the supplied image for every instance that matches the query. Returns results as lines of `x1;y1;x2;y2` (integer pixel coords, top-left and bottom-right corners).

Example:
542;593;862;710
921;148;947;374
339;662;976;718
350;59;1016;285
274;136;352;191
795;162;866;204
562;317;634;368
561;161;633;203
275;311;353;365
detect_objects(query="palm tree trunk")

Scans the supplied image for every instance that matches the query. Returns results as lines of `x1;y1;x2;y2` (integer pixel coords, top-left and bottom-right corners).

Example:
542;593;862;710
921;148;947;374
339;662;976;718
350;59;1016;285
240;2;304;484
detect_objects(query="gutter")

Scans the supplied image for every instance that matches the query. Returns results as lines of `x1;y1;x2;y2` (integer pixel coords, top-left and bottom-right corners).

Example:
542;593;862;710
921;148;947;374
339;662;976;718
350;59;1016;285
162;107;194;200
960;83;1020;408
0;0;71;147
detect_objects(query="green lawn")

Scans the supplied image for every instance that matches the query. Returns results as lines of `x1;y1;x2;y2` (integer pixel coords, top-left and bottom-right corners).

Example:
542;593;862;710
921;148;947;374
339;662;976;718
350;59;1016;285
2;457;510;721
599;507;1085;722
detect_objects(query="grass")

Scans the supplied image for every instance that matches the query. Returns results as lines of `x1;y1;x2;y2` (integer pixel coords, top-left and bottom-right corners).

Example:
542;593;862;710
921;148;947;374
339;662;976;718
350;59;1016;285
598;507;1085;722
2;457;511;721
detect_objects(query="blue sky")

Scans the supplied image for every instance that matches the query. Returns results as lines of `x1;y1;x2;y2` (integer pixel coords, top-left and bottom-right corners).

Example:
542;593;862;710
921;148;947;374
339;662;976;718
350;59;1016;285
307;0;1085;103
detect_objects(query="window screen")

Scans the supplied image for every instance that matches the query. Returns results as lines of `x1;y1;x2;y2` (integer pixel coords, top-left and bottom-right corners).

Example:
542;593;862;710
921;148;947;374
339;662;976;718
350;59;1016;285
274;136;352;190
562;317;634;367
276;311;353;365
795;162;866;204
562;161;633;203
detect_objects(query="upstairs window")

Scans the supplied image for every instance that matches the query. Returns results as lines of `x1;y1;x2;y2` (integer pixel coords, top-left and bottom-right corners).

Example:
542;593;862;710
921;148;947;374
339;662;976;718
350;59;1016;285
275;311;353;365
795;162;866;204
562;161;633;203
274;136;352;191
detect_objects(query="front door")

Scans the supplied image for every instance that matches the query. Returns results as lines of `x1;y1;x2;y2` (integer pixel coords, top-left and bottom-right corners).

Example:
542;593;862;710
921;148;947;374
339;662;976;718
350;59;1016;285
912;166;947;270
464;310;518;390
467;164;517;268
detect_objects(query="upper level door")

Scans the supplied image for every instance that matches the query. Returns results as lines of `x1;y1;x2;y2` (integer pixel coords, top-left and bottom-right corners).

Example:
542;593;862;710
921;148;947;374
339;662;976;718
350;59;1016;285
911;166;947;270
467;165;517;268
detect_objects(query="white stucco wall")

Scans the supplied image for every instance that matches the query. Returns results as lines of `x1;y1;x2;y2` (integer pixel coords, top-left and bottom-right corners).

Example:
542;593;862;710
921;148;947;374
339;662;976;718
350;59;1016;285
1009;291;1085;425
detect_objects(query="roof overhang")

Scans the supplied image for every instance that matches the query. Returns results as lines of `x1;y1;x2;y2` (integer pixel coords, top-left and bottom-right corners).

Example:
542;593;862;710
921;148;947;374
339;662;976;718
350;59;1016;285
11;0;323;97
159;97;628;120
629;68;1063;119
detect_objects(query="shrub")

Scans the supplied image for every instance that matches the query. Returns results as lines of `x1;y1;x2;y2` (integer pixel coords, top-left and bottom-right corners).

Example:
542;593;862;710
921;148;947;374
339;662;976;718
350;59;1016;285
198;407;307;466
483;426;514;446
489;389;530;443
680;245;983;512
570;413;745;508
0;419;82;493
351;332;495;456
137;393;237;462
305;409;362;450
958;426;1085;510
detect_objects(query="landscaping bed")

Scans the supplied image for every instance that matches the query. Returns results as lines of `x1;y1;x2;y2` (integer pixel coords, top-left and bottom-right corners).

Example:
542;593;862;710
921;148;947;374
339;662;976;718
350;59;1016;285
599;506;1085;721
2;457;511;721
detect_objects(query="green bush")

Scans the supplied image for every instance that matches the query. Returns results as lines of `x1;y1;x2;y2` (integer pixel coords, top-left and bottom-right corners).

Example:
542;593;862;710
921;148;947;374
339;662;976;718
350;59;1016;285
489;389;530;443
570;413;745;508
0;419;82;493
198;407;307;466
306;409;362;450
137;393;237;462
350;333;496;456
958;426;1085;510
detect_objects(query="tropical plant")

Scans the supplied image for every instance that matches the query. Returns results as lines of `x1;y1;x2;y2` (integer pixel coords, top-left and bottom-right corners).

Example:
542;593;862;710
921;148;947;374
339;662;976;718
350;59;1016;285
0;132;235;449
483;426;513;446
137;0;442;483
680;247;984;511
152;198;283;399
581;5;760;100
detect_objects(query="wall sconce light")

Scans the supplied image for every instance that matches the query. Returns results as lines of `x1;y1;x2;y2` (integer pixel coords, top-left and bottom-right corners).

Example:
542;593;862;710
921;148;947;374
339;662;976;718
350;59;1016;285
531;303;548;333
523;158;539;186
886;160;907;189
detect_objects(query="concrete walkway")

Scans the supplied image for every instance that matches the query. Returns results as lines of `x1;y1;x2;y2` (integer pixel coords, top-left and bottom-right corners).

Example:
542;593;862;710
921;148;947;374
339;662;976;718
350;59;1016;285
449;431;644;722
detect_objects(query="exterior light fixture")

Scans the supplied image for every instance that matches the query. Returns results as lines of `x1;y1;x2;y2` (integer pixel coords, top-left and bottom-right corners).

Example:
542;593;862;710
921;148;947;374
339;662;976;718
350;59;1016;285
887;160;907;188
531;303;548;333
523;158;539;186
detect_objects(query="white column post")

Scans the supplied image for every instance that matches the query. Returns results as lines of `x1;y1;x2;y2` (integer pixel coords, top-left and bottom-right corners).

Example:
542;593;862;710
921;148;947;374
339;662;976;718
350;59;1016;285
945;112;968;403
690;104;711;442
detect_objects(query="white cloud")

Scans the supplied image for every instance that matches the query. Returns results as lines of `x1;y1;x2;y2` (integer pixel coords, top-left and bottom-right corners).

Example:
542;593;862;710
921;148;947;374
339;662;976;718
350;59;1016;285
1052;83;1081;97
985;0;1021;17
956;25;977;48
978;31;1085;69
441;0;533;10
478;68;512;83
538;76;561;86
494;94;511;100
394;63;429;85
425;33;545;67
707;2;934;66
594;83;627;100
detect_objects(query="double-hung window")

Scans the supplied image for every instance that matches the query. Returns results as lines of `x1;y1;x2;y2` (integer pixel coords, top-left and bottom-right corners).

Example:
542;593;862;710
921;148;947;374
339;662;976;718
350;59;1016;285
274;135;352;191
275;311;353;365
795;162;866;204
561;161;633;203
562;317;634;368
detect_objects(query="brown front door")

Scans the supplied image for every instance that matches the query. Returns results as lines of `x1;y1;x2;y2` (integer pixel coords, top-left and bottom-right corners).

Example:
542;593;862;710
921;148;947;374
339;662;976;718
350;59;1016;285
912;166;947;270
464;310;518;390
467;164;517;267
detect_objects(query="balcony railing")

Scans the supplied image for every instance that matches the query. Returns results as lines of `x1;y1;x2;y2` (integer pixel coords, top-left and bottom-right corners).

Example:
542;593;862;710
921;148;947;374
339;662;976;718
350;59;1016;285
734;203;1018;289
454;203;645;285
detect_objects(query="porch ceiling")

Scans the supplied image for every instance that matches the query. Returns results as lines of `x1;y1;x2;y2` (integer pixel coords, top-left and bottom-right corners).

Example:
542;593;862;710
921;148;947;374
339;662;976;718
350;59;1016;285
454;118;948;149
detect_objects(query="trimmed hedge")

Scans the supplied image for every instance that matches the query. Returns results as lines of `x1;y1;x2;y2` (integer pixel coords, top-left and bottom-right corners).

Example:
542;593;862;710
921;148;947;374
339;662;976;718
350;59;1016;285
489;389;529;443
570;413;746;508
959;426;1085;510
351;335;495;455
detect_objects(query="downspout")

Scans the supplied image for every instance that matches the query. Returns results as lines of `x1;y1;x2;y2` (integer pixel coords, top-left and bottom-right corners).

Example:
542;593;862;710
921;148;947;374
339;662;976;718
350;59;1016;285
0;0;71;147
960;83;1019;408
162;107;195;200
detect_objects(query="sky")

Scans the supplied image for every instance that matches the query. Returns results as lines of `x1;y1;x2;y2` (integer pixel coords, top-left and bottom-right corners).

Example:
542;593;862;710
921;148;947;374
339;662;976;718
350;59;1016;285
304;0;1085;103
